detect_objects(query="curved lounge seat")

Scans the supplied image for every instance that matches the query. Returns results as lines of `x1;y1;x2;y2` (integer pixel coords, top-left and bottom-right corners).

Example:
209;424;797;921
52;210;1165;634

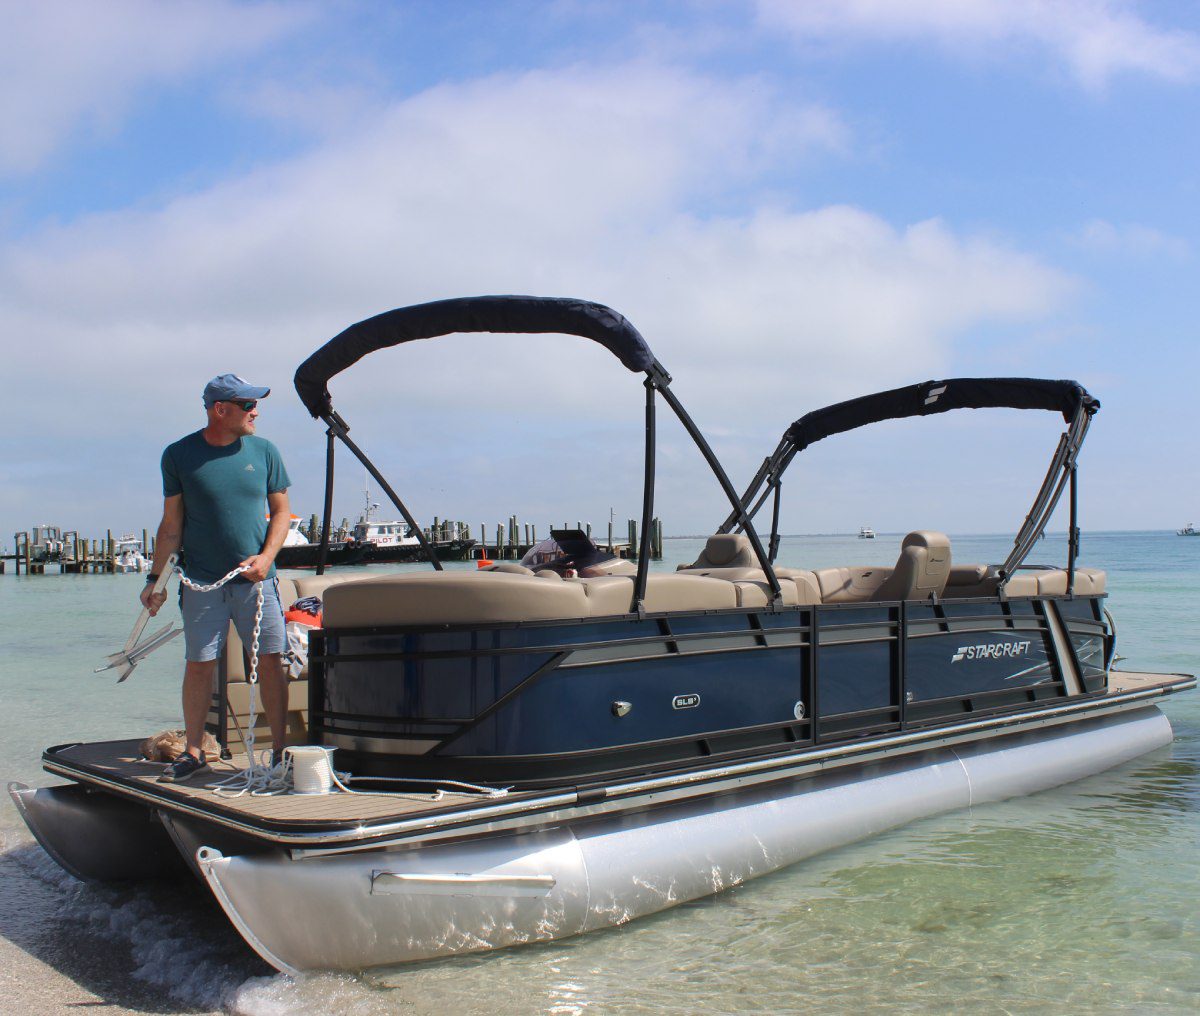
320;570;741;627
1003;567;1107;598
943;566;1107;598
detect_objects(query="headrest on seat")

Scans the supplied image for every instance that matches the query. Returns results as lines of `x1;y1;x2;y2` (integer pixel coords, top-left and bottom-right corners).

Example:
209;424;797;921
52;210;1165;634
680;533;756;570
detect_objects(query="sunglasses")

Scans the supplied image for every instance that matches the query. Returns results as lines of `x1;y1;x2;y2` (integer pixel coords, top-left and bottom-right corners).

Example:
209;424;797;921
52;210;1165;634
221;399;258;412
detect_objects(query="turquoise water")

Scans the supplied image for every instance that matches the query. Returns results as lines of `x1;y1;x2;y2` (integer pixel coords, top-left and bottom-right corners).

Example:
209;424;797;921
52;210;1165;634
1;531;1196;1014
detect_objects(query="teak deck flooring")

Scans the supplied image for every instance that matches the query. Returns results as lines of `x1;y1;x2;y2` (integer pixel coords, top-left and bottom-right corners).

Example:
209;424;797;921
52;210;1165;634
51;739;527;829
46;670;1188;830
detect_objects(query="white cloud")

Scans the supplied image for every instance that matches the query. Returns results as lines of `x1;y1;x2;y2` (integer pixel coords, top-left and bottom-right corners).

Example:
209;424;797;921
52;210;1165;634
0;61;1074;533
1072;218;1190;256
756;0;1200;87
0;0;310;175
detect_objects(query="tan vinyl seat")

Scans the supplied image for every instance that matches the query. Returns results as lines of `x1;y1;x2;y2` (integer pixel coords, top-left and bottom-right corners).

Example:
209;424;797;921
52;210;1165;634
871;531;951;601
580;558;637;577
1035;570;1069;596
289;572;372;600
1000;574;1040;596
1001;568;1108;597
947;565;1105;599
814;566;892;603
675;566;821;607
1073;567;1107;594
572;574;740;615
573;575;637;616
323;571;590;626
679;533;757;570
943;564;1000;599
319;569;745;626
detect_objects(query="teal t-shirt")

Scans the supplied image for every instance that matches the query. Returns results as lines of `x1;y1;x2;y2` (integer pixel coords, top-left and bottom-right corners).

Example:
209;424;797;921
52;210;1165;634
161;431;291;583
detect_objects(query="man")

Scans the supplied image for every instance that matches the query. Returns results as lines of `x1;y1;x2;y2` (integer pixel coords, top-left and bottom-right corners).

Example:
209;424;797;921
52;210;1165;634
141;374;292;783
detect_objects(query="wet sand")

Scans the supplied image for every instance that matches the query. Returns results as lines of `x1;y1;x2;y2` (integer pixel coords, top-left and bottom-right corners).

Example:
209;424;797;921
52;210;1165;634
0;831;252;1015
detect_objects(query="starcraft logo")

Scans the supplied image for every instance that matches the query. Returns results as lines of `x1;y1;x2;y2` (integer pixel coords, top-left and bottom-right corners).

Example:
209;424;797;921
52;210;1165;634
952;640;1032;663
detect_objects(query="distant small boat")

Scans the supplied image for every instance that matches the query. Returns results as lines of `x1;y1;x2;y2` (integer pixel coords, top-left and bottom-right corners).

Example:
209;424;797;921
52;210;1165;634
1179;522;1198;536
858;525;876;539
350;479;475;563
274;514;369;569
112;534;149;573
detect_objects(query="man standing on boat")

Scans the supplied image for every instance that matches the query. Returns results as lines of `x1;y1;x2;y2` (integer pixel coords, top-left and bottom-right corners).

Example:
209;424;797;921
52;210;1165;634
141;374;292;783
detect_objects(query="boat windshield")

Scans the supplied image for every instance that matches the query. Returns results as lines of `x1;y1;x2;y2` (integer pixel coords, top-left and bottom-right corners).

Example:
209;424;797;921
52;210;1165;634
520;529;622;576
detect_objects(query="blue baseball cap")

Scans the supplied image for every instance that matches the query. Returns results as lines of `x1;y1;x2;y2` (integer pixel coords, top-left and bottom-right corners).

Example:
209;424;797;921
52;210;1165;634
203;373;271;408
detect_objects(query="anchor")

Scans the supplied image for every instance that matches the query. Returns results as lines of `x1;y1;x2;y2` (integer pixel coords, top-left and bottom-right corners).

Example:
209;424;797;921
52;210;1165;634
95;553;183;682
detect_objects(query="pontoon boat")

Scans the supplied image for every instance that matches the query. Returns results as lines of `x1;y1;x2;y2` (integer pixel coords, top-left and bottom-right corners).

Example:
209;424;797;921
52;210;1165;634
10;297;1192;975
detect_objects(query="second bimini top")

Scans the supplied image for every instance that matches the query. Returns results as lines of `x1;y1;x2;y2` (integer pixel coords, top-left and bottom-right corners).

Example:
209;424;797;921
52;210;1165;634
722;376;1100;591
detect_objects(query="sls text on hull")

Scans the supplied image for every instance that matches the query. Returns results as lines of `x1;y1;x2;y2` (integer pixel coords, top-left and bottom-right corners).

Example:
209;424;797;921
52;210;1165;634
10;296;1194;975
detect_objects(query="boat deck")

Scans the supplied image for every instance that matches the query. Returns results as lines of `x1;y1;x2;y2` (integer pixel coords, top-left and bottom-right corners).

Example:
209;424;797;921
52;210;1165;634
45;738;537;832
40;670;1194;845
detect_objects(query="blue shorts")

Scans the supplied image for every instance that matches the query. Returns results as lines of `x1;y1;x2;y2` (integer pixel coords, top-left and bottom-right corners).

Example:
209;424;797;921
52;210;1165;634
180;577;286;663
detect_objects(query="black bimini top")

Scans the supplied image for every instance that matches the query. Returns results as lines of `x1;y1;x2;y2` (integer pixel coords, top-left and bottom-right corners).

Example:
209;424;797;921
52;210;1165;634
724;375;1101;586
787;377;1099;453
294;295;657;418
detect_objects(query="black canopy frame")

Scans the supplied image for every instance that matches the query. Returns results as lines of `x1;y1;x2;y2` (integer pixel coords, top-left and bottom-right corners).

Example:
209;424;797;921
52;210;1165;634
294;295;784;610
718;377;1100;593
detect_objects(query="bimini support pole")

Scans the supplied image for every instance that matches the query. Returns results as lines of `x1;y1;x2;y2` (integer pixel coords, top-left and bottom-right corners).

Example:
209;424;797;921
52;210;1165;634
315;418;340;576
1067;463;1079;594
631;378;657;614
1000;404;1092;585
321;413;444;571
717;438;798;540
654;377;783;603
768;478;783;564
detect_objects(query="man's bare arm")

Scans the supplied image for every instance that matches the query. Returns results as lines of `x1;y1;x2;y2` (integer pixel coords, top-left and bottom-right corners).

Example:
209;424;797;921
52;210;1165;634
140;495;183;614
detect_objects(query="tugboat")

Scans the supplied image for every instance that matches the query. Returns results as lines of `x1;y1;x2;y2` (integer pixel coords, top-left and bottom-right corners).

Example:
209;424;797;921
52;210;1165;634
273;514;369;569
9;298;1193;975
352;480;476;563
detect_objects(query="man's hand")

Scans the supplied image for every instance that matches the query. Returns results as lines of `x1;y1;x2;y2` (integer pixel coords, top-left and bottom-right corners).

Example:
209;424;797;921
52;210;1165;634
140;583;167;616
238;553;274;583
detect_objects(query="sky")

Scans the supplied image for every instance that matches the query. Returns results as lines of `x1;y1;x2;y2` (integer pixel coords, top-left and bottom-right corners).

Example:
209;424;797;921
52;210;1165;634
2;0;1198;549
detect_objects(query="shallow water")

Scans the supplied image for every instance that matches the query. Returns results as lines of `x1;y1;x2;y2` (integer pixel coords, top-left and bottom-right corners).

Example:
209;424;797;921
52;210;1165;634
1;531;1196;1014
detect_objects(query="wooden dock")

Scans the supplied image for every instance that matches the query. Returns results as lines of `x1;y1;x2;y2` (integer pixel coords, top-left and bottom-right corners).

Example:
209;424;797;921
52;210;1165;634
6;528;155;575
5;516;665;575
468;516;664;561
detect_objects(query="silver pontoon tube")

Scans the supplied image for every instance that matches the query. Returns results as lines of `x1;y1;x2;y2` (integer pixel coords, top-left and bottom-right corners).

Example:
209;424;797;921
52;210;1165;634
197;707;1171;974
